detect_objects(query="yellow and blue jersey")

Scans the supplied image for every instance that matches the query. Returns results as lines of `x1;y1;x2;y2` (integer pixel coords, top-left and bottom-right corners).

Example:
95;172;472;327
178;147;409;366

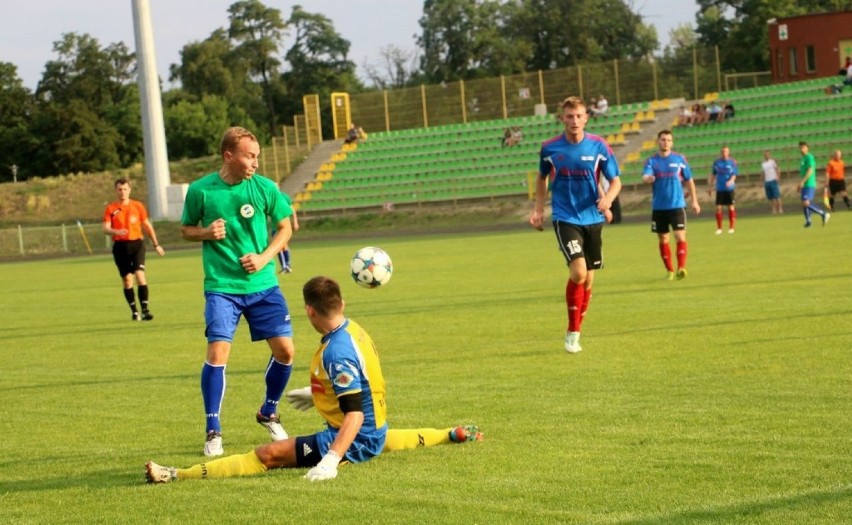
310;318;387;439
643;152;693;210
539;132;620;226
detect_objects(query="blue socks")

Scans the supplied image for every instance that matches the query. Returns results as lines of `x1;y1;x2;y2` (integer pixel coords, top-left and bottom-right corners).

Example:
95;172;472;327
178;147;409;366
261;357;292;417
201;362;226;433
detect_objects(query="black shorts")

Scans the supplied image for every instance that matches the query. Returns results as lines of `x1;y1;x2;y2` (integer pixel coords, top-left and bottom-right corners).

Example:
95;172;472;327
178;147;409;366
715;190;735;206
552;221;604;270
112;240;146;277
828;179;847;195
651;208;687;233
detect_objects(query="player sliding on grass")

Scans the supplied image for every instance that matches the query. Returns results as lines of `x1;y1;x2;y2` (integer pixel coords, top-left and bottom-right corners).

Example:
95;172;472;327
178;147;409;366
529;96;621;354
146;276;481;484
642;130;700;280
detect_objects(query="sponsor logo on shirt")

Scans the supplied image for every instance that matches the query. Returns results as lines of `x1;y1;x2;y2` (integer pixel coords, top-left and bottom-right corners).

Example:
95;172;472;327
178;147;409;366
240;204;255;218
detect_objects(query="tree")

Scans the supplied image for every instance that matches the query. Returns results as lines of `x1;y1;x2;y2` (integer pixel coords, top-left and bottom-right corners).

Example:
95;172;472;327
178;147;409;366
362;45;421;89
418;0;656;82
31;33;140;177
228;0;287;136
281;5;360;137
0;63;36;182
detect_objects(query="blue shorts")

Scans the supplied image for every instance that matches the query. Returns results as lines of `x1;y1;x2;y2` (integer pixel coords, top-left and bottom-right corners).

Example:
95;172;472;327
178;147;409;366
204;287;292;343
764;180;780;200
295;425;387;467
800;187;816;202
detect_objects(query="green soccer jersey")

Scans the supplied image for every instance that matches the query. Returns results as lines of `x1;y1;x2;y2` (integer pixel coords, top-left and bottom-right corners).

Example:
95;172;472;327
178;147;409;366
182;172;293;294
800;152;817;188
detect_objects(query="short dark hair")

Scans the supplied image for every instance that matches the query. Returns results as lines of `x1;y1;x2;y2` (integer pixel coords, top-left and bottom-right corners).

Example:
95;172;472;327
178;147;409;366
303;276;343;317
114;178;130;187
657;129;673;139
799;141;808;147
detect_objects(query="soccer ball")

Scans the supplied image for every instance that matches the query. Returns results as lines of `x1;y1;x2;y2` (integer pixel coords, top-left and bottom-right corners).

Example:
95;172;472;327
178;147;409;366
350;247;393;288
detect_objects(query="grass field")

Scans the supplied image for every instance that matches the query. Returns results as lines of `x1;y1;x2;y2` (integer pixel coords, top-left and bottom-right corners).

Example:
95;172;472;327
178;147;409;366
1;212;850;524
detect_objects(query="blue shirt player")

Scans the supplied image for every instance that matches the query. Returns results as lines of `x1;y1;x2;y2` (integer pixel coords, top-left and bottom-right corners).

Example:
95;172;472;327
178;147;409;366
642;130;701;281
530;96;621;354
708;146;738;234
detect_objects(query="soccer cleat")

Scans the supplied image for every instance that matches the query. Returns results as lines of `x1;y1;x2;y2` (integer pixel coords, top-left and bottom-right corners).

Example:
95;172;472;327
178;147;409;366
728;228;735;234
715;229;722;235
204;430;224;457
145;461;176;484
676;268;687;280
283;266;292;273
256;412;288;441
823;212;830;226
804;222;812;228
141;310;154;321
132;311;141;321
449;425;483;443
666;271;675;281
564;331;582;354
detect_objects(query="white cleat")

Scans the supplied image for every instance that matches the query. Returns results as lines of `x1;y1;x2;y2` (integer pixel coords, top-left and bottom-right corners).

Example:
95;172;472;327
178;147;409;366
823;213;831;226
564;331;582;354
256;412;288;441
728;228;735;234
715;229;722;235
204;431;224;457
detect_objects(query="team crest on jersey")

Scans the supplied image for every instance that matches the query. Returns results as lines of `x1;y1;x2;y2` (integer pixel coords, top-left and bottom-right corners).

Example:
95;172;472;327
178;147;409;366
240;204;255;218
332;371;354;388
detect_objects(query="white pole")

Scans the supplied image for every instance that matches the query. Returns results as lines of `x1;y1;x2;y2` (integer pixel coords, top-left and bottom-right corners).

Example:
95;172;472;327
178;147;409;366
131;0;170;220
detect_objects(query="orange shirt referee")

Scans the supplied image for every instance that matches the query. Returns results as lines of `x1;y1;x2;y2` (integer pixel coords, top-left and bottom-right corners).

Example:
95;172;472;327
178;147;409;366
102;178;165;321
825;149;849;210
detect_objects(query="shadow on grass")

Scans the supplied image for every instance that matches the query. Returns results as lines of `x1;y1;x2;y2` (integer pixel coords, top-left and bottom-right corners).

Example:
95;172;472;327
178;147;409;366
616;483;852;524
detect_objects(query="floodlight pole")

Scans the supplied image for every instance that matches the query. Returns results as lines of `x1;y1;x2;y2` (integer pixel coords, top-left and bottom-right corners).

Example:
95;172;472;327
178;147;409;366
131;0;170;220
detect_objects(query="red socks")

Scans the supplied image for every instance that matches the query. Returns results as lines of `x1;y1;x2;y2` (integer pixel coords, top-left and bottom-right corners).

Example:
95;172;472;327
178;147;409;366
676;241;687;270
728;209;736;229
715;211;723;229
566;280;585;332
659;243;673;272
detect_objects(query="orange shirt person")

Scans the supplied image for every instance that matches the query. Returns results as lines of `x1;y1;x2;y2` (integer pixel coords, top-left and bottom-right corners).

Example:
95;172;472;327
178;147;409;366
102;178;165;321
825;149;849;210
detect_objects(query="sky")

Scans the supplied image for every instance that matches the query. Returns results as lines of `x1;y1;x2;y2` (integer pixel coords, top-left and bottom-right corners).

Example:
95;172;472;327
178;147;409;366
1;0;698;91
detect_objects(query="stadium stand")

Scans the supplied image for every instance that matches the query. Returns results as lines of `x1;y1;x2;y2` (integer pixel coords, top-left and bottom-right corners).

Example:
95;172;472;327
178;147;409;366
294;77;851;212
294;102;659;212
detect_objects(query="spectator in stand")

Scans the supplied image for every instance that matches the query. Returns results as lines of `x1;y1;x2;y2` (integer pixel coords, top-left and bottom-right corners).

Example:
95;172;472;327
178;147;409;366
692;103;709;125
677;105;694;127
723;100;735;120
761;150;783;214
707;100;724;123
344;123;360;144
591;94;608;117
825;149;850;210
587;97;597;118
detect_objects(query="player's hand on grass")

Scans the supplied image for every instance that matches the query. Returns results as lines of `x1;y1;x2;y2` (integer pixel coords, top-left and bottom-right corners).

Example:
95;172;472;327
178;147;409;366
305;451;341;482
286;387;314;411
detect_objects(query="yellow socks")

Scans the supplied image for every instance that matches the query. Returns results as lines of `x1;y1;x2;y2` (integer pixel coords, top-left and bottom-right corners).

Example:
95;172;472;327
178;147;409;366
383;428;452;451
177;450;267;480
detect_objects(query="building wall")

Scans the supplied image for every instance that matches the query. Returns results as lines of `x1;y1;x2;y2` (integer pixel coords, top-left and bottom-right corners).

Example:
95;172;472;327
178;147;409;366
768;11;852;84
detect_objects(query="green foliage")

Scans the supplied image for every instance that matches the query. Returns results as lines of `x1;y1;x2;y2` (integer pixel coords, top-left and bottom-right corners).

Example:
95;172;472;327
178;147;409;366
1;217;851;523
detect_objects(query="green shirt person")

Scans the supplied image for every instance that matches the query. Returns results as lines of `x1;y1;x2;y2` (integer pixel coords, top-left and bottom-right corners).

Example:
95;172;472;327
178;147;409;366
181;126;296;457
796;141;829;228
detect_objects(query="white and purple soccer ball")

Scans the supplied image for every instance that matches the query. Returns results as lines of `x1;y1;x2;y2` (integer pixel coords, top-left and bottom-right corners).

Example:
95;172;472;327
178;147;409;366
350;247;393;288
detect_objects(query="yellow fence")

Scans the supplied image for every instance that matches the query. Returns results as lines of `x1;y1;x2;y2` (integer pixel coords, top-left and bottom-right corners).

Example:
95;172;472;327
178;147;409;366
349;47;726;134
